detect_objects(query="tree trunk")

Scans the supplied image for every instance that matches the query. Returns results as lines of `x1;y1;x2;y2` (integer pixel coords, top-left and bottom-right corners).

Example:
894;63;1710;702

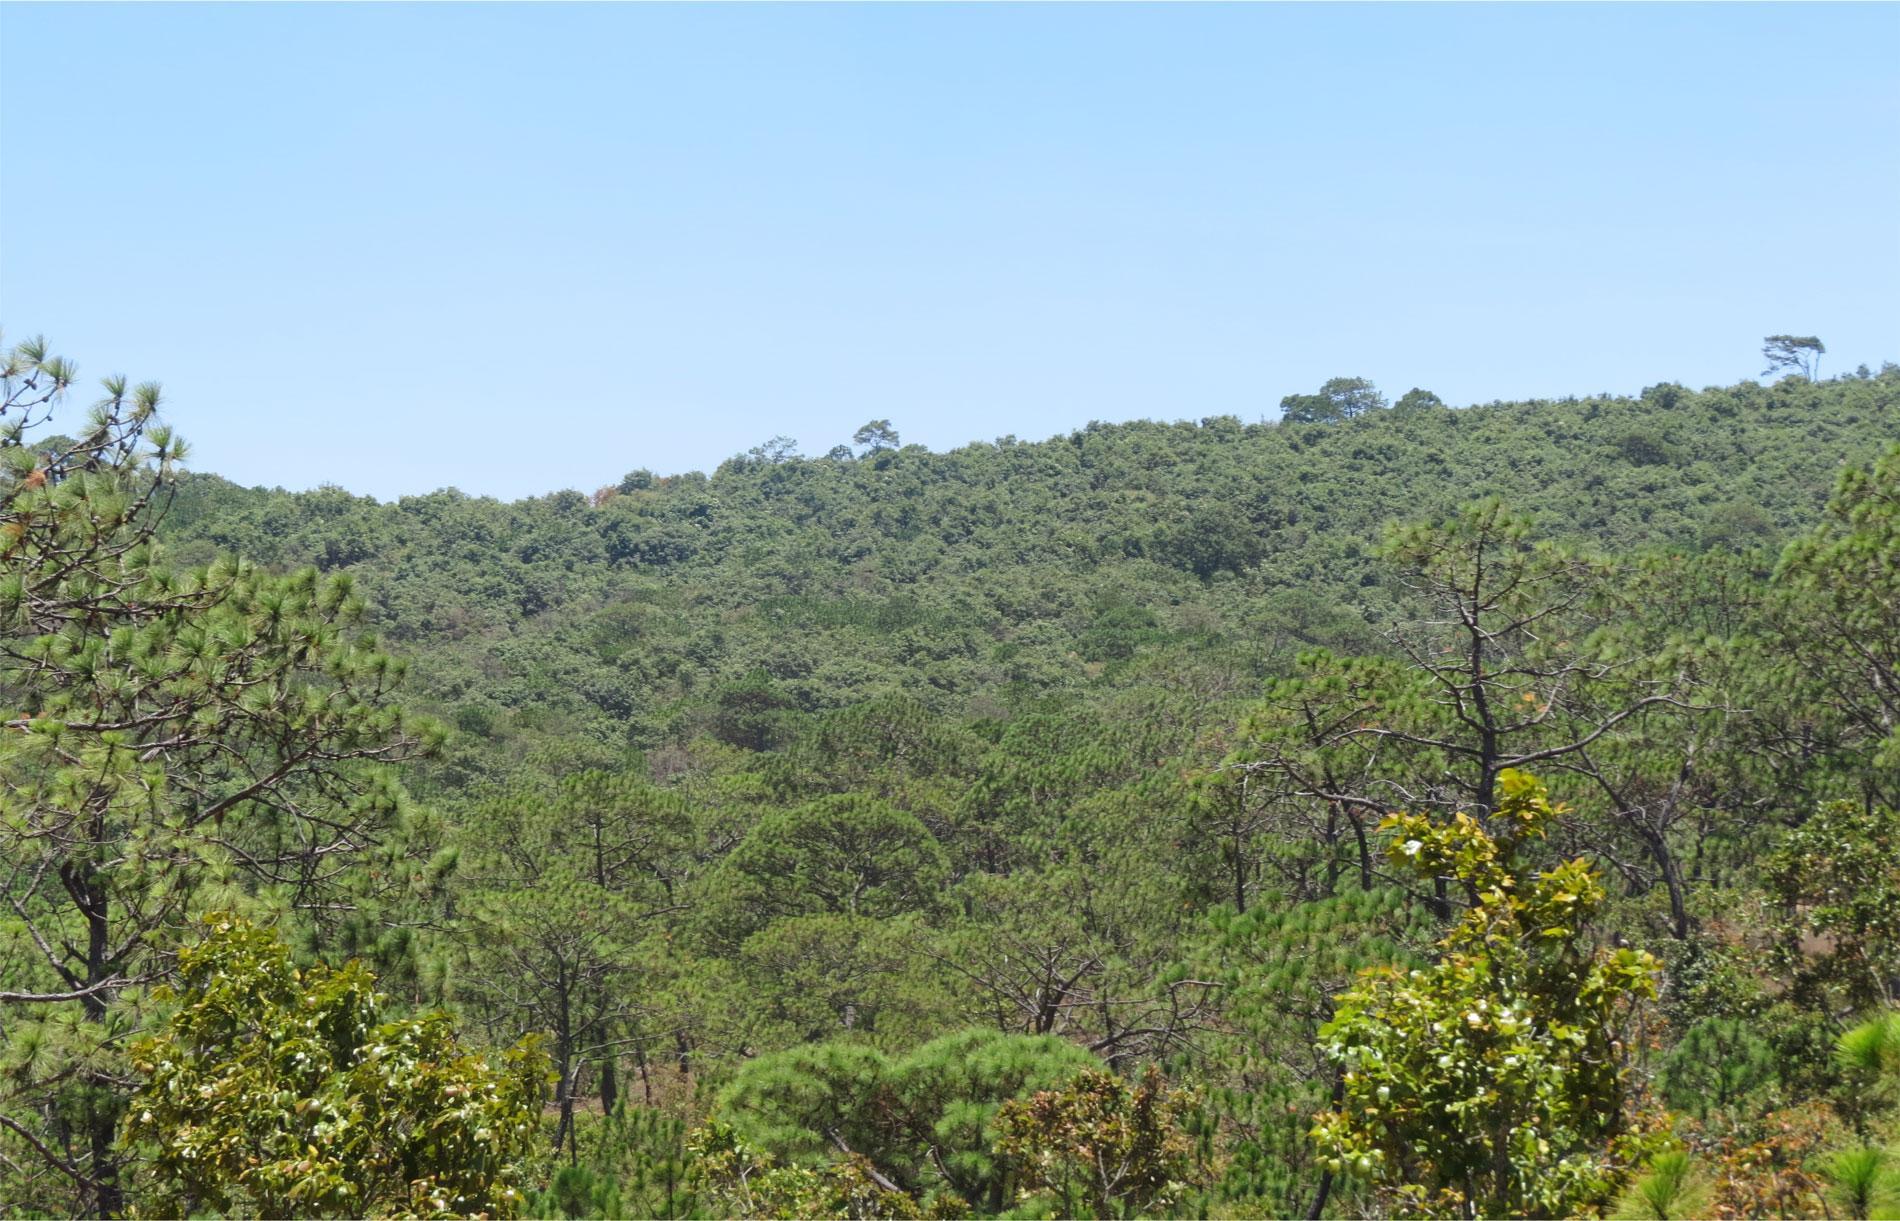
1305;1069;1346;1219
1349;810;1374;891
554;975;574;1154
554;1049;574;1154
1636;822;1690;940
1232;831;1247;914
599;1054;618;1119
67;853;123;1218
1323;805;1340;896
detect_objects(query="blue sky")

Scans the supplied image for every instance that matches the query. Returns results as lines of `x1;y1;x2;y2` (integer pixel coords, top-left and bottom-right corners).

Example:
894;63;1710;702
2;3;1895;501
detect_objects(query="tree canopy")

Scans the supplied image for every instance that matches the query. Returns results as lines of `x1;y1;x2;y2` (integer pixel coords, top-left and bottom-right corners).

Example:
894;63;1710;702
4;330;1899;1218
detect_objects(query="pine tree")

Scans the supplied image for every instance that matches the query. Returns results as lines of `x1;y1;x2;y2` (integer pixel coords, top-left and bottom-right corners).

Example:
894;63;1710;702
1184;887;1432;1216
713;1027;1098;1212
1769;443;1900;804
458;769;689;1153
0;337;436;1215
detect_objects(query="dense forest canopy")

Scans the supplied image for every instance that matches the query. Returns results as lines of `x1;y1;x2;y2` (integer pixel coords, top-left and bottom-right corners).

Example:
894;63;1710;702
160;367;1895;763
3;336;1898;1219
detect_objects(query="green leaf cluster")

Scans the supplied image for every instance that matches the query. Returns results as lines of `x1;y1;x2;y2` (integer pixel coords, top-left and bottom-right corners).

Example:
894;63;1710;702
1310;771;1661;1218
124;914;546;1218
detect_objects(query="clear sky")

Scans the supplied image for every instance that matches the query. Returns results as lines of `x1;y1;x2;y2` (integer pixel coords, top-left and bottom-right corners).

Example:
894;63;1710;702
2;3;1896;501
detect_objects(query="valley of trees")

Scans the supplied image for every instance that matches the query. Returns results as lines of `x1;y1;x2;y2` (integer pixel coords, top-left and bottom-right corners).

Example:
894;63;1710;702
3;331;1897;1218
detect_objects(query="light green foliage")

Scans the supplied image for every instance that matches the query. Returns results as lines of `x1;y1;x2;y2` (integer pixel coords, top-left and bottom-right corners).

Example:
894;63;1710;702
888;1028;1102;1211
1819;1144;1900;1221
1836;1010;1900;1139
1610;1150;1712;1220
124;915;546;1218
1310;770;1661;1218
990;1065;1200;1219
1392;388;1445;414
1235;494;1717;943
462;877;648;1150
687;1120;926;1219
933;849;1207;1068
458;768;690;1149
734;914;954;1050
718;1041;890;1166
1837;1011;1900;1081
763;694;983;832
1376;500;1636;819
1223;648;1433;903
158;371;1900;763
17;327;1898;1216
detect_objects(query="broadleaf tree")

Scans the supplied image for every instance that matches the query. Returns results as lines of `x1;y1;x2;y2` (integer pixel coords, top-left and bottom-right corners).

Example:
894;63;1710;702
1310;770;1660;1219
123;914;546;1218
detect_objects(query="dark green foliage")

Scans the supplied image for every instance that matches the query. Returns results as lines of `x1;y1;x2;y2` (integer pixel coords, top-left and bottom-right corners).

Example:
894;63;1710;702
1280;377;1387;424
1616;427;1678;466
1183;889;1431;1215
1078;598;1164;662
0;337;436;1215
1393;387;1445;414
1771;443;1900;793
536;1165;625;1221
711;669;798;751
154;371;1897;765
602;511;702;568
853;420;901;454
703;794;951;945
716;1028;1098;1211
1163;501;1264;579
1658;1018;1784;1121
1763;334;1826;379
1700;499;1776;551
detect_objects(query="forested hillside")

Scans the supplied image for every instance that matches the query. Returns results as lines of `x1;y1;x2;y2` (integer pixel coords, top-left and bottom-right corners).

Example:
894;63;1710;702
4;341;1898;1219
162;371;1893;763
